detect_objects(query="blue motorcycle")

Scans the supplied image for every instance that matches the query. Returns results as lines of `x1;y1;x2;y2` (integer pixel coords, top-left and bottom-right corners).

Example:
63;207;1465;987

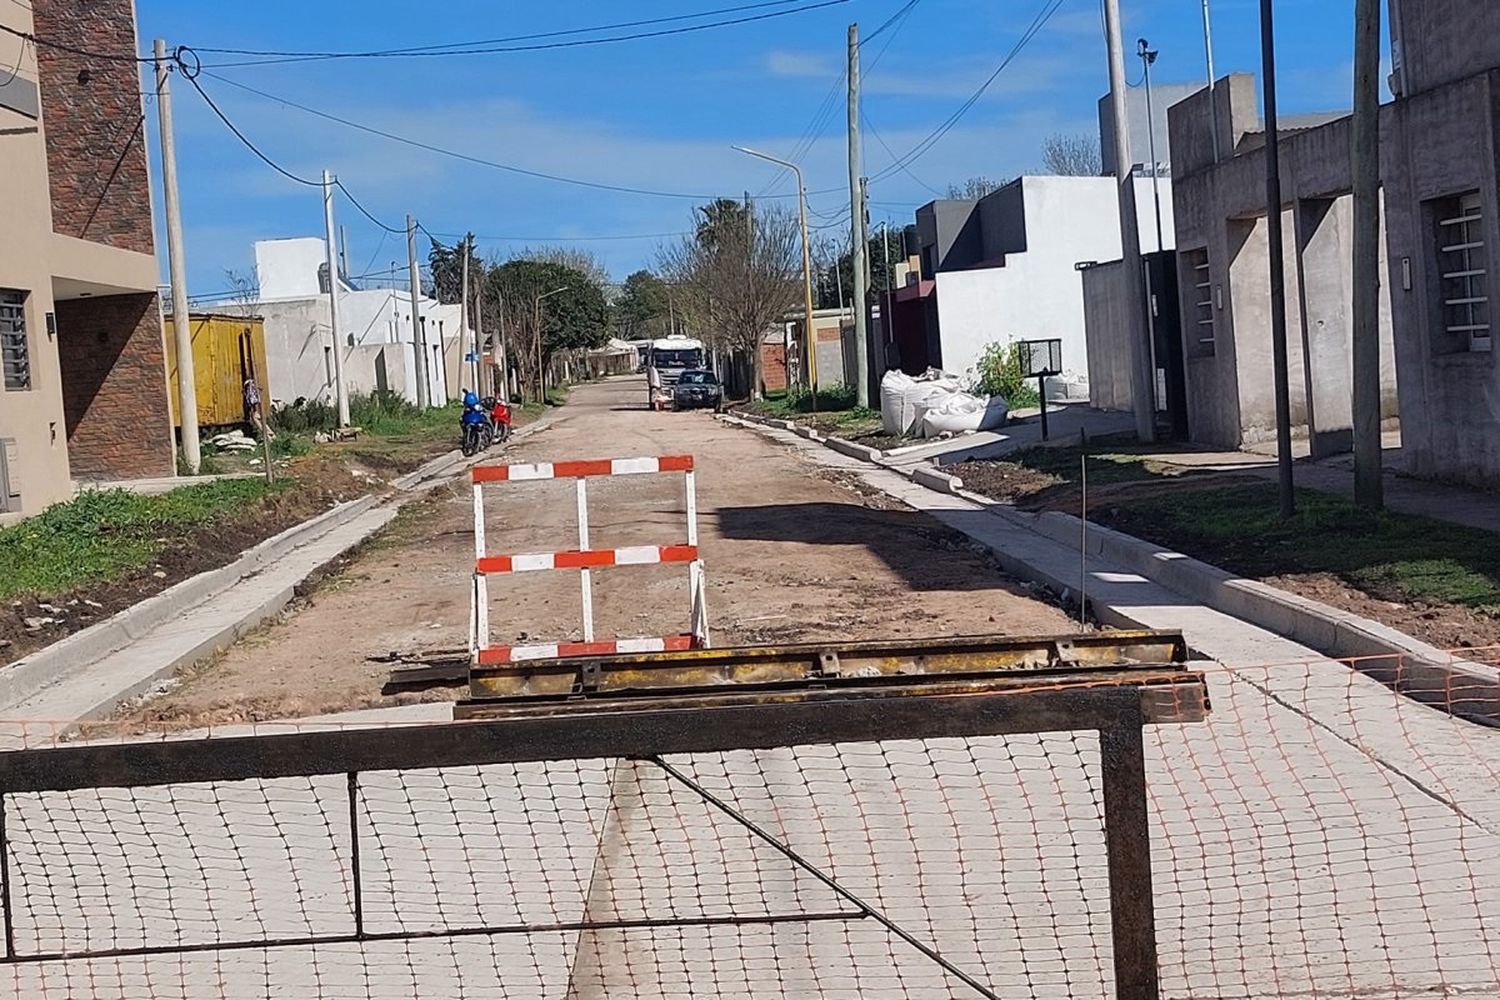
459;391;494;457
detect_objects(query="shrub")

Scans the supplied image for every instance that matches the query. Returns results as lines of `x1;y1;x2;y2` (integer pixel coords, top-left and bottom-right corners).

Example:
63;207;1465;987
971;342;1041;409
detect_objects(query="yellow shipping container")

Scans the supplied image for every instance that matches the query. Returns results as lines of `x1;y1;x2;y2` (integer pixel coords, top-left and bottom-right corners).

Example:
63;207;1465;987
163;313;271;429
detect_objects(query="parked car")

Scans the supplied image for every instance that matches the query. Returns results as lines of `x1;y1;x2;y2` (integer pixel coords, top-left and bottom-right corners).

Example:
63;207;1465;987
672;369;723;412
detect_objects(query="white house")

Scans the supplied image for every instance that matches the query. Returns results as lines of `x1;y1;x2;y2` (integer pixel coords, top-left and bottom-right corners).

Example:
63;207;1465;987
912;175;1173;393
251;237;460;407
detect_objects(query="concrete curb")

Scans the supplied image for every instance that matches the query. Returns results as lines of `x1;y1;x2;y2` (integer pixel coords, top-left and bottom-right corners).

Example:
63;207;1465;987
0;410;560;720
825;436;884;462
1006;505;1500;727
723;409;1500;726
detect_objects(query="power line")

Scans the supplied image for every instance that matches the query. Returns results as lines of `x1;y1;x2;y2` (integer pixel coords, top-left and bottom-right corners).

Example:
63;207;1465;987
180;68;323;187
198;0;800;58
869;0;1068;183
860;0;921;46
198;71;780;202
198;0;850;68
0;20;151;62
334;178;406;233
862;110;942;196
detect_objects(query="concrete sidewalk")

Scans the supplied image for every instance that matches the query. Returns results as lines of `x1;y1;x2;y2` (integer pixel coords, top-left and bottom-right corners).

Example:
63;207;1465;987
880;406;1136;470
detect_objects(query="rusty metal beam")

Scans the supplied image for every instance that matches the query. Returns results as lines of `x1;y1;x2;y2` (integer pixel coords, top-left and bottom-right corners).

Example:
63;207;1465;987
0;671;1206;795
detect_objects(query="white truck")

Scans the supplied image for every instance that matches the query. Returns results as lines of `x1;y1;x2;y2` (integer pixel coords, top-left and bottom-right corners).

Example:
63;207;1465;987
645;335;707;410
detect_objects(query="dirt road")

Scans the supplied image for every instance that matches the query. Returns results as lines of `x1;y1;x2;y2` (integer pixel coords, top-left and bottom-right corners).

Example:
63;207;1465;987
126;377;1073;725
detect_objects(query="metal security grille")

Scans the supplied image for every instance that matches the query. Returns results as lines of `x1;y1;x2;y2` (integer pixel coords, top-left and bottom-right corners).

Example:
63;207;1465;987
1437;193;1490;353
0;291;30;392
1187;249;1214;356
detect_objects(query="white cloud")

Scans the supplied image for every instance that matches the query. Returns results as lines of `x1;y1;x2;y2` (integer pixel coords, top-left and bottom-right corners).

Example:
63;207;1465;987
765;49;837;79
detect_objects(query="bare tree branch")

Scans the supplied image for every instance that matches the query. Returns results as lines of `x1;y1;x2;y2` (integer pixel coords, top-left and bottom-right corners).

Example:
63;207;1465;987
1041;133;1102;176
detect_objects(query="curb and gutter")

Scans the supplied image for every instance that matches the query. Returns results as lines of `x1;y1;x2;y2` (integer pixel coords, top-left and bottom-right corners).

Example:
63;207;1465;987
0;412;558;722
720;412;1500;727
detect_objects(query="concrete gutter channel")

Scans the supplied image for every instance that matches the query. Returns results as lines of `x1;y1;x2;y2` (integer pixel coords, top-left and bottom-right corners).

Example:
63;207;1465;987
0;413;558;724
722;412;1500;728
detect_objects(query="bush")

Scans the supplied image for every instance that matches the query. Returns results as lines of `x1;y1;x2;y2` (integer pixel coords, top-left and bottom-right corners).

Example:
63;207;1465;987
272;399;338;435
971;342;1041;409
781;382;858;413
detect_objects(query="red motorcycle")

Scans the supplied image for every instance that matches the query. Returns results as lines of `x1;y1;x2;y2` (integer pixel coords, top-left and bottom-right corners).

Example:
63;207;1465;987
483;397;512;443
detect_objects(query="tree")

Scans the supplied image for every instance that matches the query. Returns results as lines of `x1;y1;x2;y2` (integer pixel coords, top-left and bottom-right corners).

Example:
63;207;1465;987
946;176;1007;200
615;270;673;340
658;201;800;399
813;229;906;310
1041;133;1102;176
426;234;484;305
515;246;611;288
487;258;610;399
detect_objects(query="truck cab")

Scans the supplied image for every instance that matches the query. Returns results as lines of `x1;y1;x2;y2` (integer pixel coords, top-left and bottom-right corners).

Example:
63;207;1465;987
646;335;707;410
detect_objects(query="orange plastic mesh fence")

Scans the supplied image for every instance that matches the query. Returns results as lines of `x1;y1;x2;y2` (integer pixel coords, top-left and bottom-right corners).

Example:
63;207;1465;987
0;654;1493;999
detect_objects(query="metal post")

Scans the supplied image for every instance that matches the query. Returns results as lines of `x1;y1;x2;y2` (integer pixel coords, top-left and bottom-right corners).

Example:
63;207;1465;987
322;170;350;428
460;235;472;394
1038;374;1049;441
153;39;201;473
1102;1;1157;444
1352;0;1384;509
1101;721;1160;1000
346;773;364;939
577;479;594;643
406;215;428;408
1202;0;1223;163
847;23;870;408
1259;0;1296;516
0;793;13;959
1139;39;1165;253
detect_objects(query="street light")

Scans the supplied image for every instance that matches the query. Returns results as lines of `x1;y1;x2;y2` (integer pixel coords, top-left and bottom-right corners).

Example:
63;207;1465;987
732;144;818;410
1137;38;1165;253
534;285;569;403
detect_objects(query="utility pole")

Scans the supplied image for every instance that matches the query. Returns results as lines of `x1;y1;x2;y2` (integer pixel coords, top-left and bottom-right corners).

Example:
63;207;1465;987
1202;0;1222;162
406;214;428;408
1259;0;1296;516
153;39;201;474
460;235;471;393
1351;0;1383;508
322;170;350;427
847;22;870;407
1103;0;1157;444
1138;39;1165;252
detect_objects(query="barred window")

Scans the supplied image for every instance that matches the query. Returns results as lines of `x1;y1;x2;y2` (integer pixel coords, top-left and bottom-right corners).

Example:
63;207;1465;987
1;290;30;391
1435;192;1490;353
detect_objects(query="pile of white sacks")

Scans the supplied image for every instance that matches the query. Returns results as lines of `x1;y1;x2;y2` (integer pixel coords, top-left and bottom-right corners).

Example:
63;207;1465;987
879;369;1009;440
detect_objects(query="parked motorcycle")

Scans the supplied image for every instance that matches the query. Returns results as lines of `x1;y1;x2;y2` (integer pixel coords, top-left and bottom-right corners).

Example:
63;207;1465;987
483;396;512;444
460;392;494;457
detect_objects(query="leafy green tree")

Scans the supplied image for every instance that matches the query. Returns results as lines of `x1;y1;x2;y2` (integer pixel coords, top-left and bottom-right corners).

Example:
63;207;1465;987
426;234;483;305
615;270;673;340
488;259;609;397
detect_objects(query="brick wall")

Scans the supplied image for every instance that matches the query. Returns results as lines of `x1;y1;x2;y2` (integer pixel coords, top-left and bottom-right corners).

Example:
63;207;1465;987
55;294;174;480
33;0;154;253
760;342;788;393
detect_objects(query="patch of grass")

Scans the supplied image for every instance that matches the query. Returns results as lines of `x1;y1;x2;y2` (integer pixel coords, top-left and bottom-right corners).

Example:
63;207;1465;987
0;480;288;600
545;384;571;406
1006;440;1158;488
271;434;312;459
1107;484;1500;613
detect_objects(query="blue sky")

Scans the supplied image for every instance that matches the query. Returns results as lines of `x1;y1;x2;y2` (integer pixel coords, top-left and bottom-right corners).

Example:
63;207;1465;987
133;0;1371;294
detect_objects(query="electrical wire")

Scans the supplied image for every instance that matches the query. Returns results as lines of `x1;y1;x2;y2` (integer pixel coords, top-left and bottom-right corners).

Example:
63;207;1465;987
197;0;801;58
334;179;406;234
199;0;850;69
860;0;921;46
862;110;942;196
180;68;323;187
0;21;151;63
198;70;780;202
868;0;1069;183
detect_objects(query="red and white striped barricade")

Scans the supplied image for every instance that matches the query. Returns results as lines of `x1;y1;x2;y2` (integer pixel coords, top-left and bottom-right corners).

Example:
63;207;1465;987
469;455;709;665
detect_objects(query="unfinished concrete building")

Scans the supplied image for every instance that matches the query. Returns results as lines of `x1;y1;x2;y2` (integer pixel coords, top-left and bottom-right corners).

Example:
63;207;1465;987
1166;0;1500;486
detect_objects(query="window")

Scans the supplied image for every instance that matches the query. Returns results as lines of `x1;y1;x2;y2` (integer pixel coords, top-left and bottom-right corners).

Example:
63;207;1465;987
1;290;30;391
1435;192;1490;353
1185;249;1214;358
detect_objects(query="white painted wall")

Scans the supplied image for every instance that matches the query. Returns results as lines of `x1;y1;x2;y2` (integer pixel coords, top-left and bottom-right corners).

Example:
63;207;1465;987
933;176;1174;390
252;240;451;408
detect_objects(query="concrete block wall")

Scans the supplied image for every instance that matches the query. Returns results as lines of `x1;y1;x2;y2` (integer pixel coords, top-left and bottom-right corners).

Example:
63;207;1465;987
54;294;175;481
32;0;154;254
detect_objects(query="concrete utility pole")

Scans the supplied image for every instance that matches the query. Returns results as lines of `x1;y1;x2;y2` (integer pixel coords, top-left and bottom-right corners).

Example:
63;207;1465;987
406;214;428;408
847;22;870;407
1351;0;1384;509
1202;0;1222;162
459;235;472;394
153;39;201;473
1103;1;1157;444
321;171;350;427
1259;0;1296;516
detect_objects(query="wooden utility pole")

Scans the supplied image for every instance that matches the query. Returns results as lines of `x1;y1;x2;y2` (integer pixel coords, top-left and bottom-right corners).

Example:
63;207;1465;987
1259;0;1296;516
153;39;201;473
1352;0;1384;509
406;214;428;408
321;170;350;427
1102;0;1156;444
847;23;870;407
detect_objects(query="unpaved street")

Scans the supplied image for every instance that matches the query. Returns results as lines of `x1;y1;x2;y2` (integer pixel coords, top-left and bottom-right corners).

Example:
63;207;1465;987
127;377;1073;726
